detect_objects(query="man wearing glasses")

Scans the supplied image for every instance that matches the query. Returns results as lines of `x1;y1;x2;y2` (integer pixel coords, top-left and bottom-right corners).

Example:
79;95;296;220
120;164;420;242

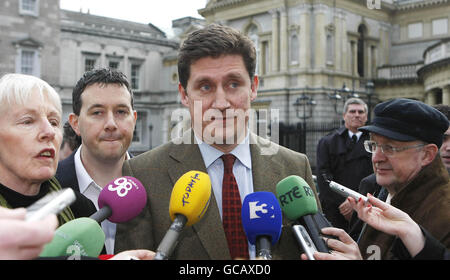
355;98;450;259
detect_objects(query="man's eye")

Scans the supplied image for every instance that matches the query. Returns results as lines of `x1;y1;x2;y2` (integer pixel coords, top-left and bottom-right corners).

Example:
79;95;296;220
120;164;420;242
200;84;211;91
383;145;394;153
229;82;239;89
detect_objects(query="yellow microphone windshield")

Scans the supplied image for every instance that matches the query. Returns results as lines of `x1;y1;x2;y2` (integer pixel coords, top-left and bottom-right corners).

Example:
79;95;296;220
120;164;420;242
169;171;211;227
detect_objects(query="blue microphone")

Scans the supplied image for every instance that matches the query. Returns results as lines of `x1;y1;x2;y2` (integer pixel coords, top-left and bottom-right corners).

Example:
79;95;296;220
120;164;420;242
241;192;283;260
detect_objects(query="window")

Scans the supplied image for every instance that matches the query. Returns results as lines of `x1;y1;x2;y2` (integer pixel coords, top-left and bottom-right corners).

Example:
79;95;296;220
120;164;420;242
408;22;423;39
326;25;335;66
290;34;299;65
20;0;39;16
21;50;35;75
132;111;146;144
85;58;96;72
16;48;40;77
262;41;269;75
432;18;448;36
326;34;334;65
358;24;367;77
131;63;141;90
109;61;119;70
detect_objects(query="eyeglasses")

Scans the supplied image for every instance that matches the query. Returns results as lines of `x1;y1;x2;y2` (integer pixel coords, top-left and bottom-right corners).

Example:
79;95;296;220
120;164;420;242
364;140;425;157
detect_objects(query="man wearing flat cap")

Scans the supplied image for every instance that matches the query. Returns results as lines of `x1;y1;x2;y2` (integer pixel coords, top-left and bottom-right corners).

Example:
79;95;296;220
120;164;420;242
356;98;450;260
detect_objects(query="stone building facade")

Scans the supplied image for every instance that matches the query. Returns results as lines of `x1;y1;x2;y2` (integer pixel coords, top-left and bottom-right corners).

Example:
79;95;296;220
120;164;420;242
2;0;449;160
199;0;450;122
198;0;450;168
0;0;182;154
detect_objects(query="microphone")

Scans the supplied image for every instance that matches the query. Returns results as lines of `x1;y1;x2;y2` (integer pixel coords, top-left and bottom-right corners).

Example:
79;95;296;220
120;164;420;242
241;192;282;260
39;217;105;259
276;175;332;253
89;176;147;223
154;171;211;260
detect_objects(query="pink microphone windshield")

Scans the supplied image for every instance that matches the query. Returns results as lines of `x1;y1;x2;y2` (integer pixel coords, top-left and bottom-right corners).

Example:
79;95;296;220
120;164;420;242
98;176;147;223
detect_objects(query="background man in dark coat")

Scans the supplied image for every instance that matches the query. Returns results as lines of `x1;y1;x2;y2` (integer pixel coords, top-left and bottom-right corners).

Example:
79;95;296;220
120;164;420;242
316;98;373;231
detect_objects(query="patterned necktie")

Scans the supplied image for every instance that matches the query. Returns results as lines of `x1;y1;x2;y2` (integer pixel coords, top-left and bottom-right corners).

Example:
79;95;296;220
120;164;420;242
221;154;249;259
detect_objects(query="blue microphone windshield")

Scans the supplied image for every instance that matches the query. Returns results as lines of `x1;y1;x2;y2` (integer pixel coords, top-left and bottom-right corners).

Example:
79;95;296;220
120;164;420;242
241;192;283;246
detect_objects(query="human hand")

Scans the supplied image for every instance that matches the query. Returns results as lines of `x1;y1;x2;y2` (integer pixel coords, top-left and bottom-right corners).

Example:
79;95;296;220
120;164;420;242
300;227;362;260
349;194;425;257
338;199;353;221
0;207;57;260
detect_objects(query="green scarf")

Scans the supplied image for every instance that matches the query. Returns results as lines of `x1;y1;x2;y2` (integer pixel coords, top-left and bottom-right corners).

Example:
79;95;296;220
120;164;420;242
0;177;75;225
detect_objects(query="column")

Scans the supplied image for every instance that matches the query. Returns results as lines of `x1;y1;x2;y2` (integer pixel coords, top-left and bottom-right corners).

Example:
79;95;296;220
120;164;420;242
314;4;326;69
352;41;358;76
443;86;450;105
299;4;311;68
270;9;279;72
427;90;438;105
280;7;288;72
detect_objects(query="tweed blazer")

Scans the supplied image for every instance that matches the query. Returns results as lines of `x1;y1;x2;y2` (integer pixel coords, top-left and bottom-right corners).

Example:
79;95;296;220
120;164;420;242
114;131;320;259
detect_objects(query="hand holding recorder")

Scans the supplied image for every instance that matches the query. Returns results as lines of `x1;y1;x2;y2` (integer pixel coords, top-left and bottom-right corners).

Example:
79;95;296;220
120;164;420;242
0;206;57;260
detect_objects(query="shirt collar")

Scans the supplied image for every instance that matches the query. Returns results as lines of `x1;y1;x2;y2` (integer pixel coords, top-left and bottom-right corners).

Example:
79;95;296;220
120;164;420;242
195;133;252;170
348;130;362;140
74;145;131;194
74;145;96;194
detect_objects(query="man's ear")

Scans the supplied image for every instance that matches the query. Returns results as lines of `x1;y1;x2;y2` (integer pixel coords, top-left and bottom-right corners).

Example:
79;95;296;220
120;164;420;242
179;83;189;107
68;113;81;136
421;144;439;166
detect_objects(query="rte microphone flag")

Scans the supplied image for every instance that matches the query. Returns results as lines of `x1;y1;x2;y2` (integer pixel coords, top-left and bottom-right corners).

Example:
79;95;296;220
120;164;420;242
241;192;283;260
39;217;105;258
276;175;332;253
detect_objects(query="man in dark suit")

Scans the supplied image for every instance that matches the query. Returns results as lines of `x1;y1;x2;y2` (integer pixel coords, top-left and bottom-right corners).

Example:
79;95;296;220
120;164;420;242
316;98;373;231
114;24;321;259
56;68;137;255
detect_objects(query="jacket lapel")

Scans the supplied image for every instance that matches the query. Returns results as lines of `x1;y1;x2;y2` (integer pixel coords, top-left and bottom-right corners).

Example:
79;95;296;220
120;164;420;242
250;133;282;193
167;131;231;259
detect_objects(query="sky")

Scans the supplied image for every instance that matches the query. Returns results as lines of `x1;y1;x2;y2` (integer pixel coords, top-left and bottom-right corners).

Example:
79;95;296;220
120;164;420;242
59;0;208;37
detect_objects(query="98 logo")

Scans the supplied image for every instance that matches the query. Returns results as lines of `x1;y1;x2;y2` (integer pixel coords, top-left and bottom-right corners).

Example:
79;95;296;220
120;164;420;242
108;177;133;197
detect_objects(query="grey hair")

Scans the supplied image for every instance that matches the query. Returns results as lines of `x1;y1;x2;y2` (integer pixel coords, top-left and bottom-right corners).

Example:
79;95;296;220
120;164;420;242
343;97;368;113
0;73;62;115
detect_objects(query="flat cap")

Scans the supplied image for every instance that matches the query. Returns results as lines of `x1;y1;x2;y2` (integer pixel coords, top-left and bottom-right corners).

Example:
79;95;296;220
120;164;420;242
359;98;449;147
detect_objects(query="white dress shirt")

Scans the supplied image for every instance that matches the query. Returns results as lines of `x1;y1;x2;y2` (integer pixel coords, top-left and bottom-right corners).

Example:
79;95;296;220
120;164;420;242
195;133;256;259
74;146;129;255
348;130;363;142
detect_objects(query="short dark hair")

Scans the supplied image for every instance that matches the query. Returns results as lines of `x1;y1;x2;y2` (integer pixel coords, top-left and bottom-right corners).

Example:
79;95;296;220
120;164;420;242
177;24;256;90
72;68;133;115
63;121;81;151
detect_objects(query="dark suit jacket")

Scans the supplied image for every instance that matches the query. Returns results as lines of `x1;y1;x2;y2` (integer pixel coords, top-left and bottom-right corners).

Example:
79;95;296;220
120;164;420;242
316;127;373;230
56;149;134;191
114;131;321;259
56;151;80;192
55;151;97;218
